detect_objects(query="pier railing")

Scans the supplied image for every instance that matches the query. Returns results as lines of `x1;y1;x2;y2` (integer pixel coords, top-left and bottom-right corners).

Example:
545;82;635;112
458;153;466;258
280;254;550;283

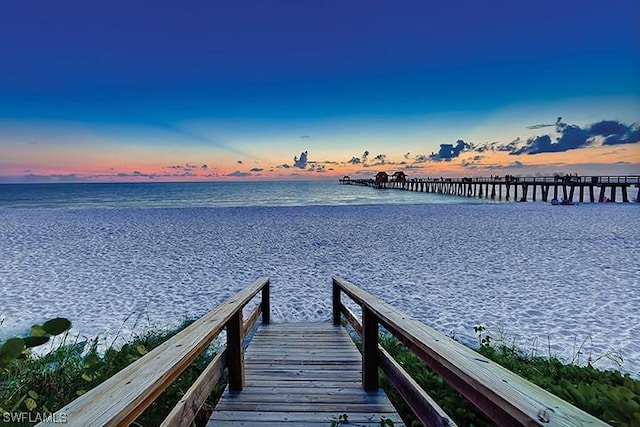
340;175;640;202
39;277;270;427
332;276;607;426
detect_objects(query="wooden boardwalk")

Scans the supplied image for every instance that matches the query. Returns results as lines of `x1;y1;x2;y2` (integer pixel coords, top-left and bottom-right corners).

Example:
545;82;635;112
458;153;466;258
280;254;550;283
208;322;404;426
43;277;607;427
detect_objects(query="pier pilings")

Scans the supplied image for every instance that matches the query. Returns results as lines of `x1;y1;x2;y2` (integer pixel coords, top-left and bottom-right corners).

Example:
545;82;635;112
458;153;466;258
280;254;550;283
339;175;640;203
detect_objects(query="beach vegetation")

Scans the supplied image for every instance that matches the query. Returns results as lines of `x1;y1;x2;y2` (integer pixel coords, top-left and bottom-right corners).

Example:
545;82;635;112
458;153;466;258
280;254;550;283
330;413;396;427
3;318;640;427
379;326;640;427
0;318;223;426
0;317;72;373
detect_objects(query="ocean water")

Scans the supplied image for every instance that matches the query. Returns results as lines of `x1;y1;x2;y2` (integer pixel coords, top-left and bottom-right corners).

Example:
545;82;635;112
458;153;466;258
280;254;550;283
0;180;478;209
0;181;638;375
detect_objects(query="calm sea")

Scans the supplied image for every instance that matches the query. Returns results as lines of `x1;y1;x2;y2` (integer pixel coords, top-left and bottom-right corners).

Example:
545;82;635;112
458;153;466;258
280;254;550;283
0;180;481;209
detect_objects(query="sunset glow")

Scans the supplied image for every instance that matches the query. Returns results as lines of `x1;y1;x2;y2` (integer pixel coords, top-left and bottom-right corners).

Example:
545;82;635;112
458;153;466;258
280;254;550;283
1;1;638;183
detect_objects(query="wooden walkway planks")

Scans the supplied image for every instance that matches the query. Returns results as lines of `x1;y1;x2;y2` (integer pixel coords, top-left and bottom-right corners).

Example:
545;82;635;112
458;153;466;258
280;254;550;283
208;322;404;426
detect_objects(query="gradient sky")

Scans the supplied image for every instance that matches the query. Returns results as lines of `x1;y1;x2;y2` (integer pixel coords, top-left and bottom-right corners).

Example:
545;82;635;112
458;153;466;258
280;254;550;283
1;0;639;182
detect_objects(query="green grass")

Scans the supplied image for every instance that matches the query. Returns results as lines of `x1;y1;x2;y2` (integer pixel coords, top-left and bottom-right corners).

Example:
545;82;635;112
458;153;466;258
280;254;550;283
1;319;223;427
379;333;640;427
4;320;640;427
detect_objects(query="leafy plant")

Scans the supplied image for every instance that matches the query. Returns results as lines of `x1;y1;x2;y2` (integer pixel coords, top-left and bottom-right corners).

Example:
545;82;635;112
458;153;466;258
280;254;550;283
329;413;396;427
0;318;72;372
378;327;640;427
330;413;349;426
1;317;222;426
473;324;491;347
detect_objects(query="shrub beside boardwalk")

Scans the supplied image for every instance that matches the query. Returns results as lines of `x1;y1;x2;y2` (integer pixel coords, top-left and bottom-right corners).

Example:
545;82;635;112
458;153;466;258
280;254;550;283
380;333;640;426
0;319;221;426
1;319;639;426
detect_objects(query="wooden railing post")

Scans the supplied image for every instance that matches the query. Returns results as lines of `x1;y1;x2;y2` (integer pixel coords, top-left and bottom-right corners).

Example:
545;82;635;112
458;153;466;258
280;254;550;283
332;279;341;325
227;311;244;391
362;305;379;391
262;280;270;325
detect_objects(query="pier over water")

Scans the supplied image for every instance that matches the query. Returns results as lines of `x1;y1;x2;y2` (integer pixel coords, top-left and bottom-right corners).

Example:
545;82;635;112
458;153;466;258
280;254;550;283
339;174;640;203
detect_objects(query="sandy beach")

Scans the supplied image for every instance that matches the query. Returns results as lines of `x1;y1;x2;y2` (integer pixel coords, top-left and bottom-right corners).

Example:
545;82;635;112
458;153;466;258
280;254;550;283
1;201;638;375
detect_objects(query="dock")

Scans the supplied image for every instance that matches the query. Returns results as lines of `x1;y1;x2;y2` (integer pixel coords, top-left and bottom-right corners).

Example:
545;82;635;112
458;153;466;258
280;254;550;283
339;174;640;203
39;277;609;427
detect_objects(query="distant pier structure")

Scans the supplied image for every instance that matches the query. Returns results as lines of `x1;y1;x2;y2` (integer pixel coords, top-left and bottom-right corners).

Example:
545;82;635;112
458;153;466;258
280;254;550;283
339;174;640;203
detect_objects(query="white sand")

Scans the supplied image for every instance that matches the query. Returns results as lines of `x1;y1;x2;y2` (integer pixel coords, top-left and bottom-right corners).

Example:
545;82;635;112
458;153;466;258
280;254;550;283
0;203;638;375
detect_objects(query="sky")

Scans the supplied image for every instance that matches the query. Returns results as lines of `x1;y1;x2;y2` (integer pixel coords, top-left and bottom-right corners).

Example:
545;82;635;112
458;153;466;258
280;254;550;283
0;0;639;182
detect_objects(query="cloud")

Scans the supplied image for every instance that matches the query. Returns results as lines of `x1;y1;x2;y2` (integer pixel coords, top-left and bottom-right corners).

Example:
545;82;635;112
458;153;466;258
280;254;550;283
403;118;637;167
460;159;477;169
372;154;386;164
590;120;629;137
22;173;82;182
237;160;243;164
509;118;640;155
300;135;311;139
166;163;208;173
362;153;387;167
593;121;640;146
309;164;326;173
460;155;486;169
115;171;172;178
496;138;522;152
250;167;263;172
527;117;563;130
227;171;251;177
362;150;369;164
293;150;308;169
404;152;410;159
511;135;554;155
429;140;468;161
465;119;640;156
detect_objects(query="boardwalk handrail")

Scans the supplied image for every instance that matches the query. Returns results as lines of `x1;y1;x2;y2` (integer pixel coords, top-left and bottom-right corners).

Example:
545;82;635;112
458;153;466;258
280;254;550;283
39;277;270;427
332;276;608;426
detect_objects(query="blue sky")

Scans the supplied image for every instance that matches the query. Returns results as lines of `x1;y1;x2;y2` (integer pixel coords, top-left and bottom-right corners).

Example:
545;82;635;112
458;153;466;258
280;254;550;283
1;0;639;181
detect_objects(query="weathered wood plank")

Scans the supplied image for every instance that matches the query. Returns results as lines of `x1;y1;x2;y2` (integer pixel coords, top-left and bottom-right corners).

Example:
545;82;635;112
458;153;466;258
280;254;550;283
227;310;245;391
210;411;404;426
379;346;456;427
160;350;227;427
211;421;391;427
216;390;393;405
242;303;262;336
244;379;363;388
211;411;403;422
245;370;362;380
38;277;270;427
333;276;607;426
214;401;397;412
209;322;403;425
226;386;375;395
340;302;456;426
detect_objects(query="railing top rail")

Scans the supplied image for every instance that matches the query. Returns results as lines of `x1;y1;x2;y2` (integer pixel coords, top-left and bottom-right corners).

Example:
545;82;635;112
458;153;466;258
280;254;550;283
343;175;640;185
332;276;607;426
406;175;640;182
42;277;269;427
